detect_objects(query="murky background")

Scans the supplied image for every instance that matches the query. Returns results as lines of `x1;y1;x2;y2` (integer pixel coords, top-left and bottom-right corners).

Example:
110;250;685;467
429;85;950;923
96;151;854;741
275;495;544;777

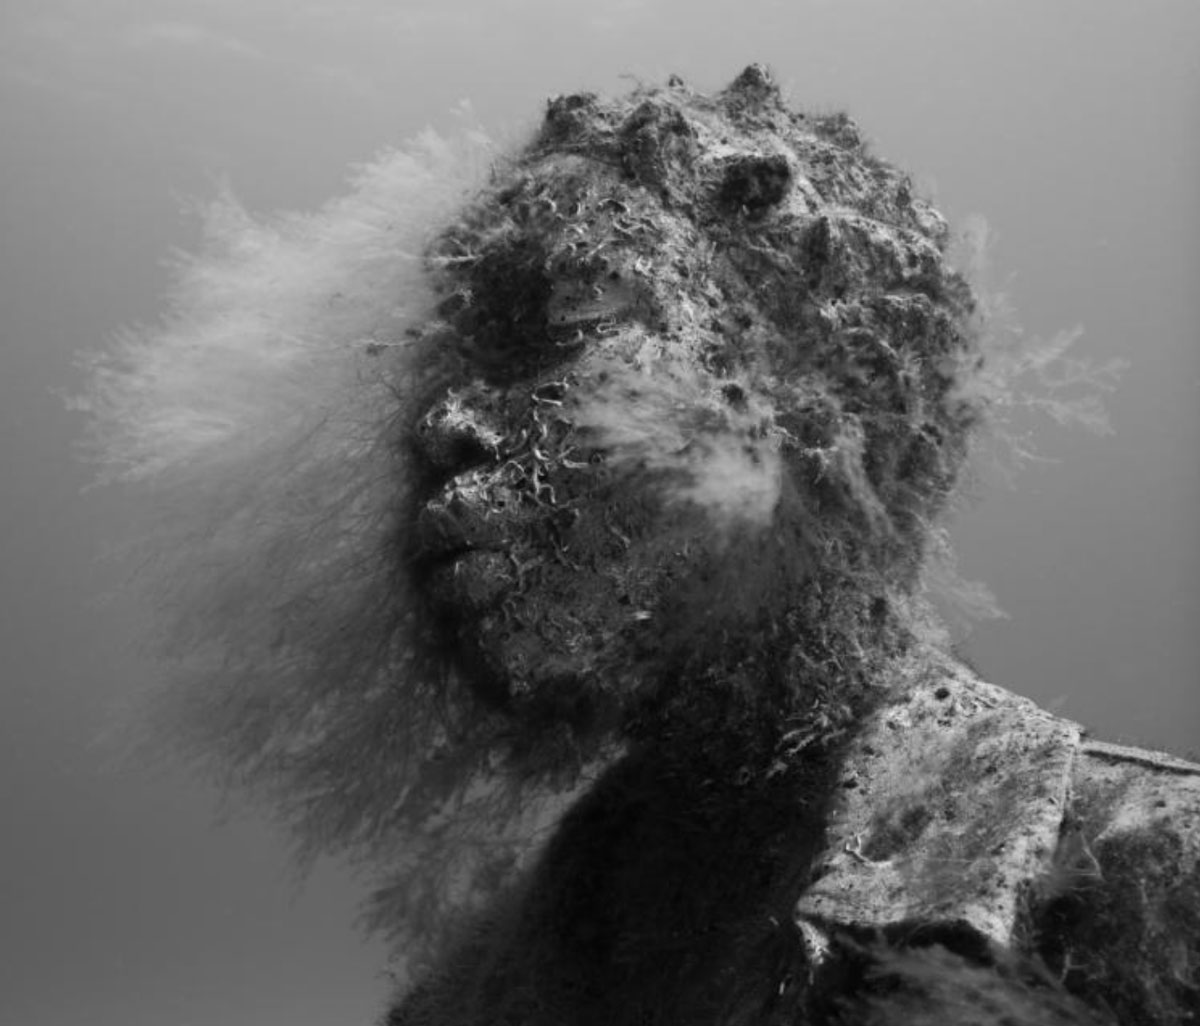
1;1;1196;1023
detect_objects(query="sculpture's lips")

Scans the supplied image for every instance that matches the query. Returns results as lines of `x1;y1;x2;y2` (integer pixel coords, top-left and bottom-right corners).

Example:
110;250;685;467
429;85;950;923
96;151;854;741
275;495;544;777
413;490;511;566
414;504;470;562
412;488;532;613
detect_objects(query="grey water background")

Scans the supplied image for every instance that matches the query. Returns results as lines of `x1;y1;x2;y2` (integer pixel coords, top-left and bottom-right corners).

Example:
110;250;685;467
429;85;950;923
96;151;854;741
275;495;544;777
0;1;1195;1023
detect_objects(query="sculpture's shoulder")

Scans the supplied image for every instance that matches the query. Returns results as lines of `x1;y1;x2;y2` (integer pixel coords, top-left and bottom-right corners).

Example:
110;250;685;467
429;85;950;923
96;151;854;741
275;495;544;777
796;652;1085;948
795;650;1200;1025
387;652;1198;1025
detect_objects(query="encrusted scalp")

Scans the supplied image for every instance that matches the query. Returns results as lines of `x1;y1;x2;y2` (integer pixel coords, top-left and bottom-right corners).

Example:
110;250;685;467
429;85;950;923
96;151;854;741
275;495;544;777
429;62;979;539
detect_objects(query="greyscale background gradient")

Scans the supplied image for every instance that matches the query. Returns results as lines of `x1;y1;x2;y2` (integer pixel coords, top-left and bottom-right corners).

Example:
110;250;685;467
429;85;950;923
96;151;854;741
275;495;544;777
1;1;1196;1023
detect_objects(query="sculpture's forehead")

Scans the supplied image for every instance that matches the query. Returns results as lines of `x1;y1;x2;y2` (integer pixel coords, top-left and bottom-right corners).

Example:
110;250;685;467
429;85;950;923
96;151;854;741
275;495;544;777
526;78;948;239
434;83;953;362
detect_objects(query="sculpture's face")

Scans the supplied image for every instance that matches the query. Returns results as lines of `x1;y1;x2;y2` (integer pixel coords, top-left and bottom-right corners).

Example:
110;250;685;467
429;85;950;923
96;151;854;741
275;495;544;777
410;294;786;725
405;71;976;728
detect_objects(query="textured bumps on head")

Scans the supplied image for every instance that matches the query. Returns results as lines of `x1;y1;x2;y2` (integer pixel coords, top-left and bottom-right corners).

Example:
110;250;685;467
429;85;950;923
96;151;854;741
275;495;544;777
722;62;784;109
427;65;983;582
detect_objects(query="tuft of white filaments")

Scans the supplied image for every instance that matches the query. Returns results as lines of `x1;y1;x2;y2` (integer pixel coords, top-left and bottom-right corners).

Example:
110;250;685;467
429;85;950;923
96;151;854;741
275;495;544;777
72;129;498;877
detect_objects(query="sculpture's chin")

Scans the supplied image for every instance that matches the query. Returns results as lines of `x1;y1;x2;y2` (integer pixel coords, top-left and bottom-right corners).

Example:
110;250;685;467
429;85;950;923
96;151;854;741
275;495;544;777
429;567;640;728
472;607;597;707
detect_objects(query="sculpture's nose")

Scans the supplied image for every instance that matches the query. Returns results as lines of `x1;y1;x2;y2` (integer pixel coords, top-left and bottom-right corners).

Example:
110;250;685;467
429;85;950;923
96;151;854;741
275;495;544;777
415;385;506;475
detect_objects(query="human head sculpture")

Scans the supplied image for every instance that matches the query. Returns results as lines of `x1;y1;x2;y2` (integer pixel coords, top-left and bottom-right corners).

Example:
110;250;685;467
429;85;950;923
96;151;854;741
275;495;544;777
403;65;982;757
80;65;988;949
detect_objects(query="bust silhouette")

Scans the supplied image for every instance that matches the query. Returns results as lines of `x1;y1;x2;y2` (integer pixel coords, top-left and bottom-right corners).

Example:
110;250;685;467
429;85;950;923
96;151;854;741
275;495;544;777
383;67;1199;1026
83;64;1197;1026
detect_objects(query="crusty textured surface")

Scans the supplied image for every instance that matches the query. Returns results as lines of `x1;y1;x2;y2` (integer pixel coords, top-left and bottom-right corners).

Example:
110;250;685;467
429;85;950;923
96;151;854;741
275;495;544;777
388;67;1200;1026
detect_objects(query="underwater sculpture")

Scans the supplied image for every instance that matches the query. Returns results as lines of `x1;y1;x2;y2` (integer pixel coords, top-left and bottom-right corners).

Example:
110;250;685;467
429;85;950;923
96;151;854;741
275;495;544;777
383;66;1199;1026
80;65;1198;1024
